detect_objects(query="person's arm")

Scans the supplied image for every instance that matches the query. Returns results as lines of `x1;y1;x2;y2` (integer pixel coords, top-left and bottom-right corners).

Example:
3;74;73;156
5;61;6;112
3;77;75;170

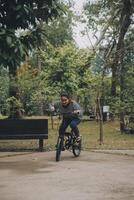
72;102;83;118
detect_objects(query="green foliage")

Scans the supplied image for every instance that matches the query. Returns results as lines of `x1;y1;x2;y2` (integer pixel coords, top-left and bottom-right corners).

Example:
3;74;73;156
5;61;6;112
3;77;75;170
0;0;64;118
0;0;62;69
17;64;43;115
83;0;134;119
83;0;129;35
38;43;88;96
5;96;24;115
17;41;116;116
0;66;9;114
43;3;74;47
0;0;133;120
17;42;91;115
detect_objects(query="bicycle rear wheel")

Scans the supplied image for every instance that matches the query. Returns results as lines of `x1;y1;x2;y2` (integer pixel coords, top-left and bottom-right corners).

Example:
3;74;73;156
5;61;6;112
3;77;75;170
72;139;82;157
56;137;64;162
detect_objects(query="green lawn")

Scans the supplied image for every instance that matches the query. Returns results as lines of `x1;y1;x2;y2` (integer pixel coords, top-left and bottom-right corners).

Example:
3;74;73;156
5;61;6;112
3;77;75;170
0;116;134;151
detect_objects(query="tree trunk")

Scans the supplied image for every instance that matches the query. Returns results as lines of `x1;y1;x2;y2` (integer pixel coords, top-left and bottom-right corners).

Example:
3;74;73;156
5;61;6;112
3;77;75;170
94;9;120;48
96;92;104;145
111;66;117;96
8;65;23;119
111;0;132;97
118;0;132;131
120;46;126;132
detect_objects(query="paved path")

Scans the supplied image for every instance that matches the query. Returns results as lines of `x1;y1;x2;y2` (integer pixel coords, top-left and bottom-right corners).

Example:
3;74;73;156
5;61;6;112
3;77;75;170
0;151;134;200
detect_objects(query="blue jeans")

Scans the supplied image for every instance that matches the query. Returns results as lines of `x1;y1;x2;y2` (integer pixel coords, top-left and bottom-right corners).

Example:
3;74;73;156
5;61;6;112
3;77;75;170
59;118;81;137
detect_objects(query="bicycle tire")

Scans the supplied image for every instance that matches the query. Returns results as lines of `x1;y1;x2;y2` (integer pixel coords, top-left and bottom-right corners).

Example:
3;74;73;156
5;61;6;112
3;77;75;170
56;137;63;162
72;139;82;157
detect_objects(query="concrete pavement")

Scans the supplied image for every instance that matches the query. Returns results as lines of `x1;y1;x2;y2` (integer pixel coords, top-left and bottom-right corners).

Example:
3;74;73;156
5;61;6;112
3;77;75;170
0;149;134;158
0;151;134;200
91;149;134;156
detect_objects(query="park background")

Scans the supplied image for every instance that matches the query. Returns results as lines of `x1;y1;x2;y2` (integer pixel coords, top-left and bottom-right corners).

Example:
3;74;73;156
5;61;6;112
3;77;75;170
0;0;134;150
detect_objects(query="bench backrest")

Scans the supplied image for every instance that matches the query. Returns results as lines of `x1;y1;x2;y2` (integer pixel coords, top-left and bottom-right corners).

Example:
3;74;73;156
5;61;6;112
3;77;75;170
0;119;48;139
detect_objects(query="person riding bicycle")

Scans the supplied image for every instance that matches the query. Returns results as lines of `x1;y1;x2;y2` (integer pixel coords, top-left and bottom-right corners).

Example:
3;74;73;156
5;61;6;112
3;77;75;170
50;92;83;142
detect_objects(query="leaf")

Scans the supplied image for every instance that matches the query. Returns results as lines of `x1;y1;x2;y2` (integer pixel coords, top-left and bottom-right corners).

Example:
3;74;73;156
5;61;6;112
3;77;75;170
0;29;6;35
6;36;12;45
14;5;22;11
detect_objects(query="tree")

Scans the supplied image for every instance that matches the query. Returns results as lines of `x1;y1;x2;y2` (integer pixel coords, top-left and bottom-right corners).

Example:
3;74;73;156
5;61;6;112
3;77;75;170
0;0;62;118
43;2;74;47
84;0;134;94
17;42;89;116
83;0;134;131
39;43;87;96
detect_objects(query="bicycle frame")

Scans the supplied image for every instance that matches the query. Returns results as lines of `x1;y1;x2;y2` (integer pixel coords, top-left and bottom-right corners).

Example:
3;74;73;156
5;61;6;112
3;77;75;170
56;130;82;162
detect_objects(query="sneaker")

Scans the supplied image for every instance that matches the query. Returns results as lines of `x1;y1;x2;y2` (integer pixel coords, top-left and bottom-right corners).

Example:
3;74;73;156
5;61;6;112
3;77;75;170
62;146;65;151
76;136;81;142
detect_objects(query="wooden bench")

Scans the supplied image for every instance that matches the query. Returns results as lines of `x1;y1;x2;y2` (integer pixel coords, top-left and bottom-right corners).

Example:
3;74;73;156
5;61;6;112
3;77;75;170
0;119;48;151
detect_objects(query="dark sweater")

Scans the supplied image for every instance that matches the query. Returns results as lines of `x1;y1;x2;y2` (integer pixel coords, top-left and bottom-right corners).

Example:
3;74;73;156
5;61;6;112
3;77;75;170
54;101;83;119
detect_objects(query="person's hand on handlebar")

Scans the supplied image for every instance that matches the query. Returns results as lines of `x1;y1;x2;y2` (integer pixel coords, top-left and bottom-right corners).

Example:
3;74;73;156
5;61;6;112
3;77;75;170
72;110;81;114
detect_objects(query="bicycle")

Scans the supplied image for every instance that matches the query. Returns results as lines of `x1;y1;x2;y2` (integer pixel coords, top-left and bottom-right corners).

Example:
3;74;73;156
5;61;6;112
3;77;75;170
56;129;82;162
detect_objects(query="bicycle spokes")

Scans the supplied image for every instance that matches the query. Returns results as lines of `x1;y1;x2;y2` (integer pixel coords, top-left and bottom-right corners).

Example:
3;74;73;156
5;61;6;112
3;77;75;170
55;132;82;161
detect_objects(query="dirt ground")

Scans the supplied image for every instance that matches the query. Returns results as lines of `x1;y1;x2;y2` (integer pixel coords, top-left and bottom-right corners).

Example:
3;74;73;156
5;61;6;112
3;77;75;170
0;151;134;200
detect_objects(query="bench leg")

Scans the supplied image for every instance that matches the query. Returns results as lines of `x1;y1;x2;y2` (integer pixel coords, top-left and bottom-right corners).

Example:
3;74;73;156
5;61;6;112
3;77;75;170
39;139;43;151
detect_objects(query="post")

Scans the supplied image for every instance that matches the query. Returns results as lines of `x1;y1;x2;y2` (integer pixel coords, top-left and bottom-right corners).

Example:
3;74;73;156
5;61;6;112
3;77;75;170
51;114;54;129
39;139;44;151
97;95;104;145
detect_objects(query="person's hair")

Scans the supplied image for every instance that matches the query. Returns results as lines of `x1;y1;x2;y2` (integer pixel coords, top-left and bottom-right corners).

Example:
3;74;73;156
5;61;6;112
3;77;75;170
60;92;71;99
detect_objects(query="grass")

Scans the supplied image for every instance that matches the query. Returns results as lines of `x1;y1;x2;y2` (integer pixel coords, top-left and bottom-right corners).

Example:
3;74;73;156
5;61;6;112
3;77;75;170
0;116;134;151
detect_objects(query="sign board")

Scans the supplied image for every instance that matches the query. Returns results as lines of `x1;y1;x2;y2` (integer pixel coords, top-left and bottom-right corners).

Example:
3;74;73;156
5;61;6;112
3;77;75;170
103;106;110;113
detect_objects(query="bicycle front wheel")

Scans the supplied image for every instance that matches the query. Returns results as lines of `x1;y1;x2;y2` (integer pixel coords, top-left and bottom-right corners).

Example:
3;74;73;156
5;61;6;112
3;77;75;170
56;137;64;162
